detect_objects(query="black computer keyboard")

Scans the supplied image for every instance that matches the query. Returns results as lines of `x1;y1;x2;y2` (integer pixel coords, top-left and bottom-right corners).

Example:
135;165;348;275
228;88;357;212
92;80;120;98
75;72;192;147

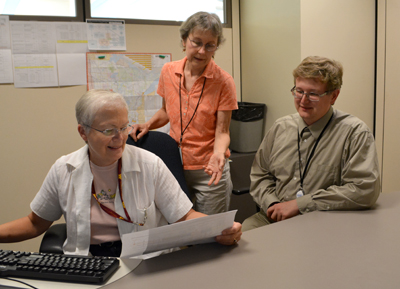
0;249;119;284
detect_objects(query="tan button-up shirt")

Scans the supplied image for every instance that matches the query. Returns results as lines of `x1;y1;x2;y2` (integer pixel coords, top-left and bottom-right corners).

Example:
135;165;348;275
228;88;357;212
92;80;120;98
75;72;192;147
250;107;380;214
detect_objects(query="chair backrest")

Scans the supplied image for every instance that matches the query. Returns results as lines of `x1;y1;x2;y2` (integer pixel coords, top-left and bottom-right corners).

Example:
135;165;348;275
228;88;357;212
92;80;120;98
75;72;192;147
126;131;191;199
39;223;67;254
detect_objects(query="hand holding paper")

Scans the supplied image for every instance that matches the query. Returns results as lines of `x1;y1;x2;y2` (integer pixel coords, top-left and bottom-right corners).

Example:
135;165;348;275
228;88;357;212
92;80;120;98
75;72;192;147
120;210;241;258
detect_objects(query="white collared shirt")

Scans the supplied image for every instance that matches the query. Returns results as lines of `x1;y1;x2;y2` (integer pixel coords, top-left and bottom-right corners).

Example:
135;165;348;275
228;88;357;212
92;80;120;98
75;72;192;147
31;145;192;256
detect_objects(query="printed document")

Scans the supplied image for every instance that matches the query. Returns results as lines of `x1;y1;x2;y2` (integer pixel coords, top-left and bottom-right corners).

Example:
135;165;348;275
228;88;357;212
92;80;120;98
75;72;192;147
120;210;237;258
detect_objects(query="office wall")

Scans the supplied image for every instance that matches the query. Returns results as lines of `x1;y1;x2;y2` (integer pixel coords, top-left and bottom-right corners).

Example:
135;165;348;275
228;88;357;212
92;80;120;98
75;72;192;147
240;0;375;134
376;0;400;193
0;24;234;252
240;0;301;134
301;0;376;132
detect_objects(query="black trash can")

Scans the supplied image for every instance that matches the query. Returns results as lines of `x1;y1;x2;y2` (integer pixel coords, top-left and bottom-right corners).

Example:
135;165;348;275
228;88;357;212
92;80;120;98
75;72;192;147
230;102;266;153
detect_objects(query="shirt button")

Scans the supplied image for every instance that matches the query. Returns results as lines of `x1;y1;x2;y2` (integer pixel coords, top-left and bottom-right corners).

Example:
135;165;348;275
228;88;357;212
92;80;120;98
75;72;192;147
304;139;307;142
293;177;297;180
184;113;186;116
306;209;310;212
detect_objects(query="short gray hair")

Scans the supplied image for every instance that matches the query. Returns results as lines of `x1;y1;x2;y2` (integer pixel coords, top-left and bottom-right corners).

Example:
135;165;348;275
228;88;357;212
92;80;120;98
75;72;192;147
179;11;225;46
75;89;128;128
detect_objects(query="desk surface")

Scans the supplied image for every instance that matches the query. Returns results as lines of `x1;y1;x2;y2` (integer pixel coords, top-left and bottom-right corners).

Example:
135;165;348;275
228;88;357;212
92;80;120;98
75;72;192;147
103;191;400;289
2;192;399;289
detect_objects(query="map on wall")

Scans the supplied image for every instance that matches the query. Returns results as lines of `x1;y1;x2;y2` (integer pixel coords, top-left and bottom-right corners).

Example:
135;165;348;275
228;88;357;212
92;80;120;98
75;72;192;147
86;52;171;132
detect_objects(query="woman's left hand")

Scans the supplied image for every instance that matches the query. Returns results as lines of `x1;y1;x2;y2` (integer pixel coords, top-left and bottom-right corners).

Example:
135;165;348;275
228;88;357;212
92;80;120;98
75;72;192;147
215;222;242;245
204;153;225;185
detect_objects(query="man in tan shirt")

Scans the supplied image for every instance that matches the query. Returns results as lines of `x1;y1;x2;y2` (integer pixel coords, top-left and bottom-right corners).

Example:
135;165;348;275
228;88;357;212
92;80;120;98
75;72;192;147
242;56;380;231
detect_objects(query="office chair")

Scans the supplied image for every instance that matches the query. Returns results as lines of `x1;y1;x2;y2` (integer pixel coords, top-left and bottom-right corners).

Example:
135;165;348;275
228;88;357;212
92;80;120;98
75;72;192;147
39;131;189;254
228;152;259;223
125;131;190;199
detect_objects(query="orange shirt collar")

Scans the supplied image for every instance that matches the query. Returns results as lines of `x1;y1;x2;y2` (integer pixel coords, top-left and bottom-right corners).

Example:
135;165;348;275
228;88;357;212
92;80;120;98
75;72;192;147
174;57;215;79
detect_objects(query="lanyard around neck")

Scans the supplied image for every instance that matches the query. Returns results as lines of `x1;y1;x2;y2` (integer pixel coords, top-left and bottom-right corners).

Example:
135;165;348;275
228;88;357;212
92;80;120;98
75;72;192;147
297;113;334;190
91;158;144;226
179;74;206;147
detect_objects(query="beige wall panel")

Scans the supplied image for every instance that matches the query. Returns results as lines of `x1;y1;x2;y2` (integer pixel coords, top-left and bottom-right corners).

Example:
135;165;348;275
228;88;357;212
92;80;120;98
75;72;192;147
381;0;400;193
0;85;85;252
232;0;242;99
375;0;385;190
123;24;233;75
240;0;301;134
300;0;376;131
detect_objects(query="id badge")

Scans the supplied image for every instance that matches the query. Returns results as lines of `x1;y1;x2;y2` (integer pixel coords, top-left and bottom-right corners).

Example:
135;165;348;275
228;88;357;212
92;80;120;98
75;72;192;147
296;189;304;198
178;147;183;164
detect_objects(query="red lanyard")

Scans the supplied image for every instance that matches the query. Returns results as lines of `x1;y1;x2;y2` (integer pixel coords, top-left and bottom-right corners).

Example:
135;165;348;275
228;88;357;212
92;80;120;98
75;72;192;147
91;158;145;226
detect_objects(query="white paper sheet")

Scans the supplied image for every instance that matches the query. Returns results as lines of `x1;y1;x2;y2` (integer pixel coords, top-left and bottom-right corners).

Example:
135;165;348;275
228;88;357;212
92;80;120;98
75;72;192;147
87;19;126;51
57;53;87;86
10;21;59;87
0;49;13;83
55;22;88;86
120;210;237;258
10;21;56;54
0;16;13;83
0;15;11;49
55;22;88;46
13;54;58;88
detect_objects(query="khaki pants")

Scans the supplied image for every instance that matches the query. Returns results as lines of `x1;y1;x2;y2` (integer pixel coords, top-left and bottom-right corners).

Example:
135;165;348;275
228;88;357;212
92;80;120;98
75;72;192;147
242;209;275;231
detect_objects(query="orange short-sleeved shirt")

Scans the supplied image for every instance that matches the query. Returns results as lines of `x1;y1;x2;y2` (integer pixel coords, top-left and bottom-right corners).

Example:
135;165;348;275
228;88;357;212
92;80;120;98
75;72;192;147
157;57;238;170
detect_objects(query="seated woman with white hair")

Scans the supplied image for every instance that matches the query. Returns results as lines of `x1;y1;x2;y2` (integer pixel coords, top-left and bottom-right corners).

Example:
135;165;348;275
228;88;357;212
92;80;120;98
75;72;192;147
0;89;242;257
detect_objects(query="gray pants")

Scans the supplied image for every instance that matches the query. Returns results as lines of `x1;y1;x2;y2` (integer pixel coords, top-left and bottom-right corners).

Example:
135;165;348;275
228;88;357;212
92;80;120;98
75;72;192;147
184;161;232;215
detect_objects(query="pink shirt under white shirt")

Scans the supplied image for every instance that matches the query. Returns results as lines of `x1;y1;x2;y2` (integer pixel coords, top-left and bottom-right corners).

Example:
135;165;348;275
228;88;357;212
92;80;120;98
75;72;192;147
89;160;120;244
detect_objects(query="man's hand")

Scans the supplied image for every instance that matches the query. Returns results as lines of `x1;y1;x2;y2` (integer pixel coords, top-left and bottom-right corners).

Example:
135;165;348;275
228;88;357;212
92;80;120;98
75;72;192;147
266;200;300;222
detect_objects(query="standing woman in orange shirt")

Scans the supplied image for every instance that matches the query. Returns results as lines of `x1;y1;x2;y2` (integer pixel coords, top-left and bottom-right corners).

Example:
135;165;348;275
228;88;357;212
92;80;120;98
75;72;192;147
131;11;238;215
